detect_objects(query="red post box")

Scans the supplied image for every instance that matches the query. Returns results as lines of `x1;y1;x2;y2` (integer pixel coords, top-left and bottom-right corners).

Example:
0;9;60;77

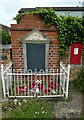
70;43;82;64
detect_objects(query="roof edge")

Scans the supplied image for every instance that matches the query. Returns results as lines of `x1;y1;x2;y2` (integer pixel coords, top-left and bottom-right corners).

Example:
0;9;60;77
18;7;84;13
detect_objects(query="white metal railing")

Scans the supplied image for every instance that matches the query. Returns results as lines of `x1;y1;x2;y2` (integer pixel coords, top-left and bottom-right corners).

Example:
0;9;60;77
60;61;70;97
7;69;64;98
1;62;13;98
1;62;70;98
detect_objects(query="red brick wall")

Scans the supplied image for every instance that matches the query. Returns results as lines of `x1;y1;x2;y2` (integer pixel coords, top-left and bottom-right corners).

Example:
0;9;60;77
11;14;64;71
0;48;12;66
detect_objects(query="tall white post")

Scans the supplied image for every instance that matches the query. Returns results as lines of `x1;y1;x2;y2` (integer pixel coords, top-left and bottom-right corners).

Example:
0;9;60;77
1;64;6;98
66;64;70;98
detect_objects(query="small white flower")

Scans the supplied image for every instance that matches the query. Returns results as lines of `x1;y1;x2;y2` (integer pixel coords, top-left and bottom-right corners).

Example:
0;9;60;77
35;111;39;114
33;115;36;118
37;112;39;114
23;99;27;103
13;99;18;105
41;107;44;110
5;107;7;109
35;80;39;83
14;99;17;102
35;80;42;84
18;102;21;106
42;111;45;113
35;111;37;114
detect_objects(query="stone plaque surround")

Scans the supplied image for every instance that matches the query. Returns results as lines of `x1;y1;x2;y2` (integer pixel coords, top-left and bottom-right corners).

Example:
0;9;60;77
20;29;51;71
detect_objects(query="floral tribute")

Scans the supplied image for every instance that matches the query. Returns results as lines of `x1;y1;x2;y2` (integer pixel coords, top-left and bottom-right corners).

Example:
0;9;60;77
16;86;28;93
16;80;59;95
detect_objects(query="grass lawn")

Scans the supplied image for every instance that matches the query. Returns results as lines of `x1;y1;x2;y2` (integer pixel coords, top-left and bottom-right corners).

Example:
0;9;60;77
2;98;55;119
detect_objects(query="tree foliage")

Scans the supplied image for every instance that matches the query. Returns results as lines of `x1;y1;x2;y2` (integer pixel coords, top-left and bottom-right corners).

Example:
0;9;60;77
0;29;11;44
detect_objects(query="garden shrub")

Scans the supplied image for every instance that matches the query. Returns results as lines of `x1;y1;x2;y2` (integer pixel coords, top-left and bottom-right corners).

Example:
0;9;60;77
73;68;84;92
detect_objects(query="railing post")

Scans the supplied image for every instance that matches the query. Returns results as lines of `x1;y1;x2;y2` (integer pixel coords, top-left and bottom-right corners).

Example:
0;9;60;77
65;64;70;98
1;64;6;98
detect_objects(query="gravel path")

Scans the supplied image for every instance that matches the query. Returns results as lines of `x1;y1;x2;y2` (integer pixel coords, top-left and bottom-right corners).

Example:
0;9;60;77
53;83;83;118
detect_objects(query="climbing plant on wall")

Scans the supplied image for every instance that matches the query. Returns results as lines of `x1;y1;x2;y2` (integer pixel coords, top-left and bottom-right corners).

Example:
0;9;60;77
13;8;84;57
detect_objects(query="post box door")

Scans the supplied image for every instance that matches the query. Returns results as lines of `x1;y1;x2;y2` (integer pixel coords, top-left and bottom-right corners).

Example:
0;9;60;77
70;43;82;64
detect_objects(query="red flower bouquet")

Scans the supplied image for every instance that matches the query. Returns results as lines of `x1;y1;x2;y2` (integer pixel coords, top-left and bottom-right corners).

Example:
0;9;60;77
16;86;28;93
48;81;58;90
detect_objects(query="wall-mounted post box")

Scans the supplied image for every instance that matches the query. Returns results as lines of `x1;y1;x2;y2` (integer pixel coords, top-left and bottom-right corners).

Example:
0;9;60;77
70;43;82;64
